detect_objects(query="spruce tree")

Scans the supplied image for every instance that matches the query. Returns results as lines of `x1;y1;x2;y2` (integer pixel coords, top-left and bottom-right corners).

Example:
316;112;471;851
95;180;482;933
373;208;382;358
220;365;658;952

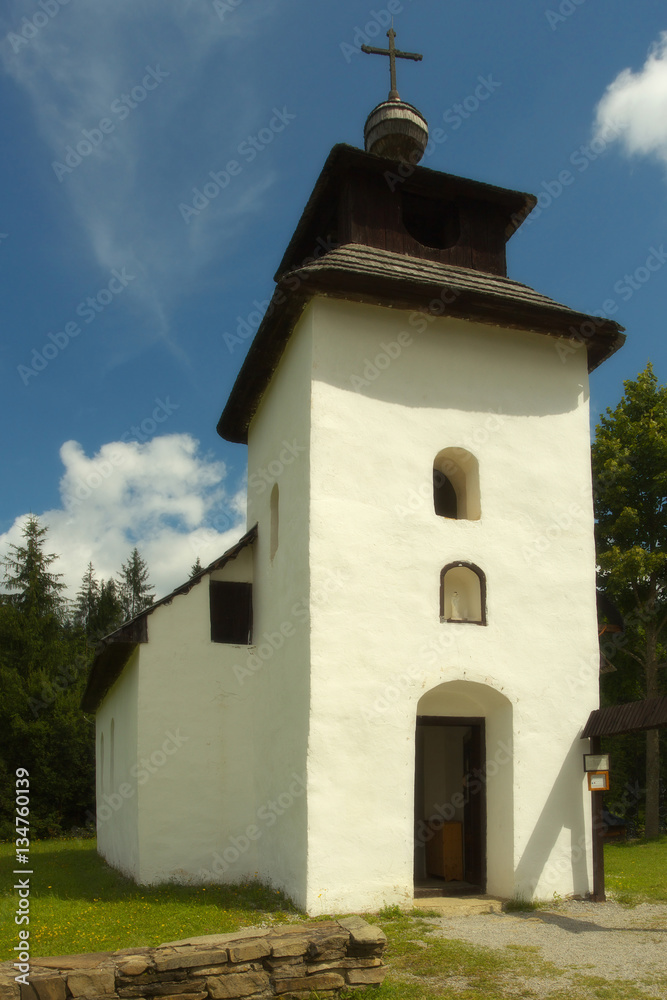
0;515;94;836
190;556;203;577
1;516;69;677
73;566;125;640
3;515;66;620
117;548;155;620
95;578;124;637
74;562;100;635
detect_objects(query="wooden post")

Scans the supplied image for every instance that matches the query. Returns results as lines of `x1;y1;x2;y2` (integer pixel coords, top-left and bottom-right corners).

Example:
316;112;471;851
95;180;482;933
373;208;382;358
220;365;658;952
590;735;606;901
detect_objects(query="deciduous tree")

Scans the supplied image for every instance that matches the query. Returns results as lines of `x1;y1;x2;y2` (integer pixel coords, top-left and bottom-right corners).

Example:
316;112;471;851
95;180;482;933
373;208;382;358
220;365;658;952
592;363;667;837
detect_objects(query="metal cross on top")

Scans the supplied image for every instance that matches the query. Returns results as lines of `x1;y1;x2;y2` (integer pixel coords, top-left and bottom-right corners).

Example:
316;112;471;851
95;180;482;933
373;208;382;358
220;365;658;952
361;29;423;101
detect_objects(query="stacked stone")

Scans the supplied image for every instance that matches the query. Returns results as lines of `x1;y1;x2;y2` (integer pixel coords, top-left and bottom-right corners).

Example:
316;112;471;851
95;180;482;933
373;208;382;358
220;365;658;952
0;916;386;1000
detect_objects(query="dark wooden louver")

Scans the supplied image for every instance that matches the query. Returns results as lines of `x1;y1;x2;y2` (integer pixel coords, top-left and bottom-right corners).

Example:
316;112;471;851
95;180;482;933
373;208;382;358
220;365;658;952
210;581;253;644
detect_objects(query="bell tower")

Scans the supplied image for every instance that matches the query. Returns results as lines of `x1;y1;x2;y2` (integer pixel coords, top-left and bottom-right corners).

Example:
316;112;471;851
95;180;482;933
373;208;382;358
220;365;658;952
217;34;625;913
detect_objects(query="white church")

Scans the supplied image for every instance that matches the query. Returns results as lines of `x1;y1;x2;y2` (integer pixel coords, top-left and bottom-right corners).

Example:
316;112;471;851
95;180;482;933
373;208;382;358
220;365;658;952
83;40;625;914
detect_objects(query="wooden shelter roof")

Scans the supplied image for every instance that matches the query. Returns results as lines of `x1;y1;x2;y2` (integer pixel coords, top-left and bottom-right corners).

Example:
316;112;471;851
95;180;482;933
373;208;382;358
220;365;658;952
583;697;667;738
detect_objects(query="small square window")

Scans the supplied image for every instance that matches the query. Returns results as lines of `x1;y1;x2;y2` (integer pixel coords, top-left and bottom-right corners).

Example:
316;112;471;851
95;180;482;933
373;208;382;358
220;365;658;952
210;581;252;644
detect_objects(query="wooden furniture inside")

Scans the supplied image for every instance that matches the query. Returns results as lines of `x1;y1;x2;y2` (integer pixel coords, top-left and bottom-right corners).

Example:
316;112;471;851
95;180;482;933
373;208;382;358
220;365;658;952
425;820;463;881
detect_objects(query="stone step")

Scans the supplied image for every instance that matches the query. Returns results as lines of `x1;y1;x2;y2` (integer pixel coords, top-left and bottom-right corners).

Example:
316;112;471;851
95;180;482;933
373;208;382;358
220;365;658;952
413;896;503;916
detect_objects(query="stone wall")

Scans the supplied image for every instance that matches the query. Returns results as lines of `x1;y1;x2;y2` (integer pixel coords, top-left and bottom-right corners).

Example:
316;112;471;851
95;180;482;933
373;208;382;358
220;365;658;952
1;917;387;1000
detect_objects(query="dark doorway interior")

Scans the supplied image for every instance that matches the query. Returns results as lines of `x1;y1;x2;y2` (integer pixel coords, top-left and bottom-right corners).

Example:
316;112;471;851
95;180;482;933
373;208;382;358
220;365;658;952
414;716;486;896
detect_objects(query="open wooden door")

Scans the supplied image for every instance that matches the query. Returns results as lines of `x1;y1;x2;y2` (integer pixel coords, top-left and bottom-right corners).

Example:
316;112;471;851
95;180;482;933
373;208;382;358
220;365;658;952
416;716;486;894
462;722;486;889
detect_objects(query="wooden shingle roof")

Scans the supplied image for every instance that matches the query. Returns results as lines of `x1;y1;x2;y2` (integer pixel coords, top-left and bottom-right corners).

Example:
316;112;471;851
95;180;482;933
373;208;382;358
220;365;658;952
217;243;625;444
583;697;667;738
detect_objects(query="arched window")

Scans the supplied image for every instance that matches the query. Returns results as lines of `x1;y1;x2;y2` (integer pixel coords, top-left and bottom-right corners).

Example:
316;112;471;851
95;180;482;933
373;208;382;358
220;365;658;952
433;448;480;521
270;483;279;562
440;562;487;625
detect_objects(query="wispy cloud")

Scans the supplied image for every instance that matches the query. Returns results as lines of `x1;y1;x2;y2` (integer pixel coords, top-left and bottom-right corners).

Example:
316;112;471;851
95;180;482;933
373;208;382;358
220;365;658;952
0;433;246;599
0;0;282;349
593;31;667;168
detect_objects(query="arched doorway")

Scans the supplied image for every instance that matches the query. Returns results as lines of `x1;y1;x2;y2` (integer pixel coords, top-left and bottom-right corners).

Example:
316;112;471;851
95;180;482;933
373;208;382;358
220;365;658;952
414;681;513;897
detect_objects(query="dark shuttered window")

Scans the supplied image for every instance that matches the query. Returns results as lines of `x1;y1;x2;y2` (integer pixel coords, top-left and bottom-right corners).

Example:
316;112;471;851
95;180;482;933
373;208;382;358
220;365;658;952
210;581;253;644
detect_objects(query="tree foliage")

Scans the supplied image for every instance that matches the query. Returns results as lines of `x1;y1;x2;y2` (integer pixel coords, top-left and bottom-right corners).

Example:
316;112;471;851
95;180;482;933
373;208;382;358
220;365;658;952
593;363;667;600
96;578;125;637
74;562;100;633
3;515;67;619
117;548;154;620
190;556;203;577
0;520;157;837
592;363;667;836
74;564;124;640
0;517;94;837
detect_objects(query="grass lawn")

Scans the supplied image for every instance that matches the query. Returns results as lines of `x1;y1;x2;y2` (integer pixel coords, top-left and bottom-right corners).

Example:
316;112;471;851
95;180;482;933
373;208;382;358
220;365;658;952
603;834;667;903
1;836;666;999
0;838;297;961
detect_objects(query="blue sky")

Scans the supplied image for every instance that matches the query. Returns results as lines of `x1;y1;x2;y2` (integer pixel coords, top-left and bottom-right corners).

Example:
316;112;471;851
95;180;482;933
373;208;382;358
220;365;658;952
1;0;666;600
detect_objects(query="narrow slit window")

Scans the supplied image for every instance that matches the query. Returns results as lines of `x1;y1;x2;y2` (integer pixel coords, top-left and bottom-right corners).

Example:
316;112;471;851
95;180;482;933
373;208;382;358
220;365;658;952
110;718;115;792
270;483;279;562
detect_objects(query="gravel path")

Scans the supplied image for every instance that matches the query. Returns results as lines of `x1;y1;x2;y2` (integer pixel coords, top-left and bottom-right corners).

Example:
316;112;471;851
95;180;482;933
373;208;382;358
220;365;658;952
425;900;667;997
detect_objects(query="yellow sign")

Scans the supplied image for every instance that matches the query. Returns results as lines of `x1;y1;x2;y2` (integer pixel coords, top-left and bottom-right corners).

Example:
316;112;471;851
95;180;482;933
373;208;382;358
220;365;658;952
587;771;610;791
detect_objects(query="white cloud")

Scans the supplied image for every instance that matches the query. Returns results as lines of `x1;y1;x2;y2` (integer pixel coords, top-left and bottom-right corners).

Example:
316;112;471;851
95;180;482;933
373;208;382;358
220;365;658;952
594;32;667;166
0;433;246;601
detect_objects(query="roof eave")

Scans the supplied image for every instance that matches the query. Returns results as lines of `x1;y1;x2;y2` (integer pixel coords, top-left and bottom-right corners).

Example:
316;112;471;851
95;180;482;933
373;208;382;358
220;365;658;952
81;640;139;714
82;524;258;713
217;264;625;444
583;696;667;738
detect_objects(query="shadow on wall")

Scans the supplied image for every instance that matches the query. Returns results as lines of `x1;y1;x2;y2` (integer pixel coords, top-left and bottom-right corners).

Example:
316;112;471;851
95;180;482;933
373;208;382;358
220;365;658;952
513;735;590;899
317;300;588;418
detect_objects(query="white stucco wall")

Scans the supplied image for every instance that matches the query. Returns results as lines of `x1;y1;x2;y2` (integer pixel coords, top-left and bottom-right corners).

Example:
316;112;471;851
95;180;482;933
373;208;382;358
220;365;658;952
96;546;260;886
301;295;598;911
136;548;258;884
242;310;314;907
96;290;600;912
96;652;140;879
